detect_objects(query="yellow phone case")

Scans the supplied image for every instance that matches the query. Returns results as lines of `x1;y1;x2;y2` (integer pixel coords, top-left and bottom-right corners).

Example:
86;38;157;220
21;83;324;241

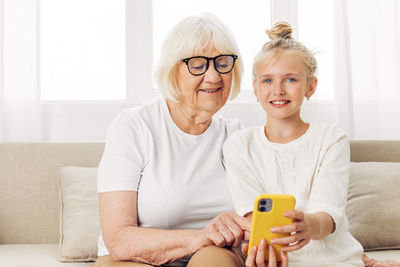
248;194;296;262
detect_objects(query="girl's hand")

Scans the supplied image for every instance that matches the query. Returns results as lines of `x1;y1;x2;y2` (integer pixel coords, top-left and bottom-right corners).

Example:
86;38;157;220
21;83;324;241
270;210;312;253
199;212;251;248
242;239;288;267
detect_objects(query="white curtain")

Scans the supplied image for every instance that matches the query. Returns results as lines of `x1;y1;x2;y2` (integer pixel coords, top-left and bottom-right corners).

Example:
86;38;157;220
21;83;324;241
1;0;399;142
334;0;400;140
0;0;43;142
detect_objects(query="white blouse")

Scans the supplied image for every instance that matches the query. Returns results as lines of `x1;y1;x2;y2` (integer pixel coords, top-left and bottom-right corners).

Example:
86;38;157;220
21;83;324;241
223;123;364;267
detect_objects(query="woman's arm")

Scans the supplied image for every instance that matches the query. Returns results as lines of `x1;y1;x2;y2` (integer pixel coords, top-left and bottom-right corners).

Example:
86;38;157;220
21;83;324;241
99;191;251;266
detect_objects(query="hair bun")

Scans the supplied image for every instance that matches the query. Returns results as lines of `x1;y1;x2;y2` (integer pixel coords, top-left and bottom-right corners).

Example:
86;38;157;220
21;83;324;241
266;21;293;40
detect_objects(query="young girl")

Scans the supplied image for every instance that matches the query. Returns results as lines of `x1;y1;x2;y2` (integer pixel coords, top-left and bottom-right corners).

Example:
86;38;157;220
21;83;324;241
223;22;364;266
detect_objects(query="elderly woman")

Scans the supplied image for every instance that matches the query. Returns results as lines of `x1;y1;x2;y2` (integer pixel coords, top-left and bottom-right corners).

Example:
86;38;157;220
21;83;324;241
94;14;250;267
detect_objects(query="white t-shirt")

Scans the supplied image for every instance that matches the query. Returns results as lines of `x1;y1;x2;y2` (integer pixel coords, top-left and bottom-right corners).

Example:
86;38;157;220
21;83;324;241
97;96;241;256
223;123;364;267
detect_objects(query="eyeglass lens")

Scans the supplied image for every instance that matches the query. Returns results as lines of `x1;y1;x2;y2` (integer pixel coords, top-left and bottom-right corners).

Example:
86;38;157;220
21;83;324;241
187;55;235;75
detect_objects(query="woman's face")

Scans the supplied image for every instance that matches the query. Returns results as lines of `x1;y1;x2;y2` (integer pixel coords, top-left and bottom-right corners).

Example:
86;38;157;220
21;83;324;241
253;51;316;121
175;47;233;115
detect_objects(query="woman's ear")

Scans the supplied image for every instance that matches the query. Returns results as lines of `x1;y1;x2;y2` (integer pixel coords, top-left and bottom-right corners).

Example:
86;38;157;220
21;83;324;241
305;77;317;99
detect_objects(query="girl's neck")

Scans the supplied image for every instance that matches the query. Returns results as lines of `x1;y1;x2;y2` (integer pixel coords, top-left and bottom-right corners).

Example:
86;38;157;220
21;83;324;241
264;116;309;144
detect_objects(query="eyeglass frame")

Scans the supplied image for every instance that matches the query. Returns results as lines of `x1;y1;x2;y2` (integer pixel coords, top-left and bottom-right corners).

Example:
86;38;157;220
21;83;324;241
180;54;238;76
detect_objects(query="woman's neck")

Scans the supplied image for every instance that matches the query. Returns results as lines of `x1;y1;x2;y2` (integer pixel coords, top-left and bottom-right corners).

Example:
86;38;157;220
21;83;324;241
265;115;309;144
166;99;212;135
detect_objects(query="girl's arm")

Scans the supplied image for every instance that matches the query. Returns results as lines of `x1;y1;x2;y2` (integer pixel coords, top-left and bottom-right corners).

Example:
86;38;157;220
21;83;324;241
99;191;251;266
270;129;350;252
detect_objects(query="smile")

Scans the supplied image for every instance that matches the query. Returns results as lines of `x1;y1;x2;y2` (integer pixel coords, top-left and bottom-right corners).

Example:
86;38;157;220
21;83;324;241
269;100;291;105
199;87;222;93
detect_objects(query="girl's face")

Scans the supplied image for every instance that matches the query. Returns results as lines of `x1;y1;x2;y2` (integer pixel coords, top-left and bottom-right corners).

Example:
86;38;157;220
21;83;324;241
253;51;317;122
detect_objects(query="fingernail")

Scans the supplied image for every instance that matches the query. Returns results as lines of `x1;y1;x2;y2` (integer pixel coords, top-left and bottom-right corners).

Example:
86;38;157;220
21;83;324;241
269;245;273;251
281;247;286;252
270;227;277;232
284;211;290;216
253;246;257;251
271;239;276;244
260;238;266;245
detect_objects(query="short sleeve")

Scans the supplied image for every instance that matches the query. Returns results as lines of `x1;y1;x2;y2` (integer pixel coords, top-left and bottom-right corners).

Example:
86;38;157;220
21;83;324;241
223;133;263;216
307;128;350;230
97;111;146;193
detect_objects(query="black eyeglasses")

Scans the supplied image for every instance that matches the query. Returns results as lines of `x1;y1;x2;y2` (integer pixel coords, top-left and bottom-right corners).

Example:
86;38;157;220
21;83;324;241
181;54;238;76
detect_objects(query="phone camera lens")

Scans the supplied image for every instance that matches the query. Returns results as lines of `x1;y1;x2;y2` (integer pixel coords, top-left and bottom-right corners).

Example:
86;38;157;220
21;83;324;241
259;206;266;212
260;200;266;205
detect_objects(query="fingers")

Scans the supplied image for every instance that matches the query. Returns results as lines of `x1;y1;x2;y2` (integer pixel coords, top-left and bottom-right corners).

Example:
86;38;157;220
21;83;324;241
245;245;257;267
226;220;244;247
271;231;306;245
255;239;268;267
268;245;277;267
242;243;249;255
282;239;309;252
271;220;306;235
207;212;249;248
244;230;251;241
233;213;252;232
280;250;288;267
284;210;304;221
210;230;227;247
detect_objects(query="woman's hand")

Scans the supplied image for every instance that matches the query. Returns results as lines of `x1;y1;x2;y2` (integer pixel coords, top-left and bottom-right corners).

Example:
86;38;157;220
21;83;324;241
269;210;312;253
198;212;251;248
242;239;288;267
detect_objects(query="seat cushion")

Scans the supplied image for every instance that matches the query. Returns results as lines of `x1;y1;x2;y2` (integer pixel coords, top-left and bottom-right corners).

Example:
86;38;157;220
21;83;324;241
0;244;94;267
364;250;400;262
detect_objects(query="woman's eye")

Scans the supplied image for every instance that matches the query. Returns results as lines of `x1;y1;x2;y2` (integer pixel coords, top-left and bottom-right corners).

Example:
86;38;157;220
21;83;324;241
287;77;297;83
191;65;206;70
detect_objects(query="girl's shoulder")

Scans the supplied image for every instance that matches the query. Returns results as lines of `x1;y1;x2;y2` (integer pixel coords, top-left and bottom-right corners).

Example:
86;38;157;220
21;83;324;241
309;123;349;151
223;126;263;151
310;123;348;140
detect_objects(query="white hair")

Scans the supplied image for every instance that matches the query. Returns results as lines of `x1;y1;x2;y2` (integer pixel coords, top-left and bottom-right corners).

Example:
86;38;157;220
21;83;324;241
154;13;243;102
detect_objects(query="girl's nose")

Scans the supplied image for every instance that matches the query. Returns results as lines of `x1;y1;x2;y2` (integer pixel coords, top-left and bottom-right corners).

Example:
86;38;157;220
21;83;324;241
273;84;286;96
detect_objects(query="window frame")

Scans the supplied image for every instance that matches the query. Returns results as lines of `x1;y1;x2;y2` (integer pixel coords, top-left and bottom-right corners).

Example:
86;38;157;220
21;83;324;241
40;0;301;104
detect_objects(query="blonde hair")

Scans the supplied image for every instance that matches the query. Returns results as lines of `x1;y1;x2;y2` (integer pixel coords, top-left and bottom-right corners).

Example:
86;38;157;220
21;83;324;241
252;22;317;81
154;14;243;102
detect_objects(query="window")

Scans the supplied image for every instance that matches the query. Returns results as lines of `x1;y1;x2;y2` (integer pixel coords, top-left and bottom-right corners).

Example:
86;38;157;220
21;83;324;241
39;0;334;102
298;0;334;100
40;0;125;101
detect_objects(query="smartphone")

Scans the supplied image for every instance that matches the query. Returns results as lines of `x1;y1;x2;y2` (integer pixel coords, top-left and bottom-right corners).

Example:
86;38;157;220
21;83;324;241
248;194;296;261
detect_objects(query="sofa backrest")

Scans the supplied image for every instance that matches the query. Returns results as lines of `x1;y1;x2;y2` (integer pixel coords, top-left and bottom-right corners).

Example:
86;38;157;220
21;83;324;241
1;141;399;245
350;141;400;163
0;143;104;244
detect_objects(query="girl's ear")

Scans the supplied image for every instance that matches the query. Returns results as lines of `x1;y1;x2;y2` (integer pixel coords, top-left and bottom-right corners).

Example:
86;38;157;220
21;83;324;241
305;77;317;99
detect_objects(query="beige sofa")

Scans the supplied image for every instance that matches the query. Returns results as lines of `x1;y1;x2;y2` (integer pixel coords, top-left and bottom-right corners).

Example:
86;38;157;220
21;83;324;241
0;141;399;266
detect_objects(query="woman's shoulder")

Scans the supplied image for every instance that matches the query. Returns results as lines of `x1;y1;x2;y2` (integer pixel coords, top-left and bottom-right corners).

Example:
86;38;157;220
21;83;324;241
108;97;163;138
113;97;163;124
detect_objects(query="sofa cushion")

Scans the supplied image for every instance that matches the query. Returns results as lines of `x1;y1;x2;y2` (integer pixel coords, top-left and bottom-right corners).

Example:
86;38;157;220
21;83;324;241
347;162;400;250
364;250;400;263
0;244;93;267
58;166;100;262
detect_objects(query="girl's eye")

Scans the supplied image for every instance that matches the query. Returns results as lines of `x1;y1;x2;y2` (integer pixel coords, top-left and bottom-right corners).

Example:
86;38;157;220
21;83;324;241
263;79;272;84
287;77;297;83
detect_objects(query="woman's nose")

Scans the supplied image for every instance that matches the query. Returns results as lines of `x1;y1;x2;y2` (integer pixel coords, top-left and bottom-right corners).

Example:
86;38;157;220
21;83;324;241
203;62;222;83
